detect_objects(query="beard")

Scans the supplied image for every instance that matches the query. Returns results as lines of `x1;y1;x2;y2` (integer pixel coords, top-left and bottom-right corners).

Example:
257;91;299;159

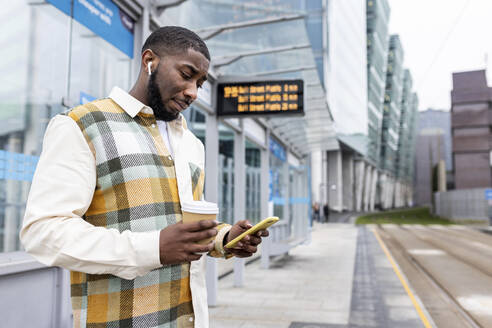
147;67;180;122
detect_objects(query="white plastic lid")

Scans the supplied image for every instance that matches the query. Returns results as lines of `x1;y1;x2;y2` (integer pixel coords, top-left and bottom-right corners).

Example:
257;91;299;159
181;200;219;214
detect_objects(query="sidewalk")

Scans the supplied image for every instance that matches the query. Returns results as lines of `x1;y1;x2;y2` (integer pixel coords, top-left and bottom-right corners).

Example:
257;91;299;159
209;223;358;327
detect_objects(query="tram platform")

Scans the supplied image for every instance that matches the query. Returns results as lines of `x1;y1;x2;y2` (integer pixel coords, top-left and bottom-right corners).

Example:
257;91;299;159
209;222;428;328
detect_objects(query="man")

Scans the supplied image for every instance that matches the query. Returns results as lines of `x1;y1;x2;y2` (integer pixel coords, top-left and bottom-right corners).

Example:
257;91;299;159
20;26;268;328
323;204;330;223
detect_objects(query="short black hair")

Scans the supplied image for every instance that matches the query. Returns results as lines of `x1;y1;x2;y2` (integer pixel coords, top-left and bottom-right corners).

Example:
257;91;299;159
142;26;210;61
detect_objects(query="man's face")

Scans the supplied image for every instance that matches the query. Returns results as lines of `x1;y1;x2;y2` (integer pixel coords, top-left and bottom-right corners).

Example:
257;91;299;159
147;48;209;121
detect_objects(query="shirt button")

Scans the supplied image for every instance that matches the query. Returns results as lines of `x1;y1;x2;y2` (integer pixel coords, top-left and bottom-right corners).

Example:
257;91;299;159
151;124;156;128
189;317;194;322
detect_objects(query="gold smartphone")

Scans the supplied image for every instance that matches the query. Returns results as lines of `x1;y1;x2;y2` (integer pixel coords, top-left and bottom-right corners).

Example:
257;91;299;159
224;216;279;249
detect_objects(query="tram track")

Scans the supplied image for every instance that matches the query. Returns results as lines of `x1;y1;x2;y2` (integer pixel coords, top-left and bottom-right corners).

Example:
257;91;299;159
400;225;492;279
377;224;492;328
427;226;492;248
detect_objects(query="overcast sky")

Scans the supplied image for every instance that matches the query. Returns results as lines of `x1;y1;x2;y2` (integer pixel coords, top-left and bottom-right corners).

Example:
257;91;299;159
388;0;490;111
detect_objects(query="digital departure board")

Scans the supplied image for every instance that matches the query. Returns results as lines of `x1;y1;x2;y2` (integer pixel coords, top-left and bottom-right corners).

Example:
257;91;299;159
217;80;304;117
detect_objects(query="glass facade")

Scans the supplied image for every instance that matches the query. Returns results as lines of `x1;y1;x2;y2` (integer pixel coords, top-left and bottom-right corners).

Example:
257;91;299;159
406;93;419;180
0;1;133;253
163;0;318;223
269;137;286;221
245;139;261;224
300;0;324;84
380;35;404;174
218;123;235;225
396;69;415;181
68;19;133;105
366;0;390;166
162;0;334;156
1;0;316;254
182;105;206;144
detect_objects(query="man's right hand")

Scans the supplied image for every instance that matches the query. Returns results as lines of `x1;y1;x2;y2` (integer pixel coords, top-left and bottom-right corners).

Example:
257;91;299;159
159;220;218;265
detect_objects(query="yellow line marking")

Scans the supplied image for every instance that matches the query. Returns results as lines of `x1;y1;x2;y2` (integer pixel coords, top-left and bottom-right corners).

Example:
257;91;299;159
371;228;433;328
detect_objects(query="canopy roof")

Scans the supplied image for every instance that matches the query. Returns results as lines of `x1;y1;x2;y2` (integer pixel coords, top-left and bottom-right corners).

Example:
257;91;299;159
161;0;336;155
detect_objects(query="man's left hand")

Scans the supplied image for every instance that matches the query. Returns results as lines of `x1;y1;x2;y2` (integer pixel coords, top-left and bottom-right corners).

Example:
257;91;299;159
225;220;269;257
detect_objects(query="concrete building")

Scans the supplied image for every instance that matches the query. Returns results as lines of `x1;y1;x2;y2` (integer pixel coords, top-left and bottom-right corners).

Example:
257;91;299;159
326;0;368;137
416;109;453;173
451;69;492;189
414;109;450;206
413;108;453;206
324;0;368;213
366;0;390;167
308;0;370;213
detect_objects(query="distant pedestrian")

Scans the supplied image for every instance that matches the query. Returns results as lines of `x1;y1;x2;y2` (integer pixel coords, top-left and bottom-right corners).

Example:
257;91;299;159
323;204;330;223
313;202;320;222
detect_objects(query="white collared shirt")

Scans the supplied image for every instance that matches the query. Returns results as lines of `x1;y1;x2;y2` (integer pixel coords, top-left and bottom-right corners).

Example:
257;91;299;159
20;87;220;328
157;120;174;158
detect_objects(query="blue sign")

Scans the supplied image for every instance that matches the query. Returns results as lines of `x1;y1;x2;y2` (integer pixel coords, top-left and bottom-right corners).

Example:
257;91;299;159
46;0;71;15
289;197;310;204
269;137;286;162
47;0;134;58
0;150;39;182
80;91;96;104
485;189;492;200
269;169;285;205
271;196;285;206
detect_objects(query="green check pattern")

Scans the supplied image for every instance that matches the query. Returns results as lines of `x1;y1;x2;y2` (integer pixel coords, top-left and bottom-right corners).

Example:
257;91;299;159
64;98;204;328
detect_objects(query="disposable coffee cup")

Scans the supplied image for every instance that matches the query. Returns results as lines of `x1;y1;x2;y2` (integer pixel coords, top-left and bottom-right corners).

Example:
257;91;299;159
181;201;219;245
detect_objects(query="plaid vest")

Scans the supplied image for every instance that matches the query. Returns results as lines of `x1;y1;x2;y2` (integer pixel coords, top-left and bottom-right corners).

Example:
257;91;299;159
65;99;205;327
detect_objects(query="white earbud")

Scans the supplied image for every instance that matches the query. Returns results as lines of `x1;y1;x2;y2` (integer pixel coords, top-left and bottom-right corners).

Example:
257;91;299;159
147;62;152;75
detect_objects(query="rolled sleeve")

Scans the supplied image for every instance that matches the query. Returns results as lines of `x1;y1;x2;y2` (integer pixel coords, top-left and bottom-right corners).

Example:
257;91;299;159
130;230;162;274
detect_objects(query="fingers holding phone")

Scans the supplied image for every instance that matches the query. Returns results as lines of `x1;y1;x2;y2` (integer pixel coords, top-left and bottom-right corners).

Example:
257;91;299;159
225;217;277;257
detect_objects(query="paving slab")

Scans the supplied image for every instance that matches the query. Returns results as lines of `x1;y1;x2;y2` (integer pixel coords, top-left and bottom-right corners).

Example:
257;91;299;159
209;223;358;327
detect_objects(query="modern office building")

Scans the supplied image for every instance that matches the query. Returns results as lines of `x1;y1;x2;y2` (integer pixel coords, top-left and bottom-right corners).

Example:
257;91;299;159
309;0;370;212
406;93;419;181
326;0;368;137
451;69;492;189
393;70;417;207
310;0;418;212
380;35;404;174
414;108;451;206
366;0;390;167
396;70;413;179
379;35;405;208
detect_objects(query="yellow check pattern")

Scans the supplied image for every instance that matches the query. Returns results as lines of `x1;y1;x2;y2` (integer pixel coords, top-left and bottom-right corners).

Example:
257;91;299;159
65;99;226;327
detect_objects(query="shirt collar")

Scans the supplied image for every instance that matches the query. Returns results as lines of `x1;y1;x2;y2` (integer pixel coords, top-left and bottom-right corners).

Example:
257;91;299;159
109;86;187;130
109;86;147;118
